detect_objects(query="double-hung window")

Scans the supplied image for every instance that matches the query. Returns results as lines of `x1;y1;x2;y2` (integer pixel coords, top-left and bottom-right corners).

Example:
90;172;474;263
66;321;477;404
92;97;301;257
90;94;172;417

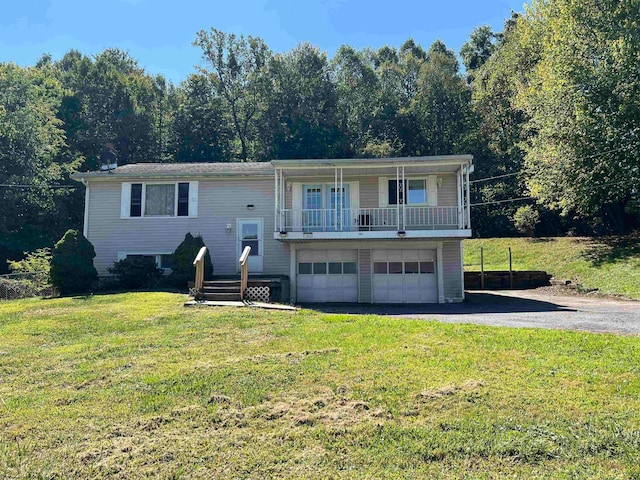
122;181;198;218
382;176;436;206
388;179;427;205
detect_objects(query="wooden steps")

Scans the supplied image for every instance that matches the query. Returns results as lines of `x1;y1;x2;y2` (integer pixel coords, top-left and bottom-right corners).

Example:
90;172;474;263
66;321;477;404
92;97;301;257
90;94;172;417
199;280;242;301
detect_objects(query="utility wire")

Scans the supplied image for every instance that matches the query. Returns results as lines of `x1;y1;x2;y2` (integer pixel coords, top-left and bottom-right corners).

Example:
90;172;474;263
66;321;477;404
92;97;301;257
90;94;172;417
470;172;519;184
470;142;640;185
470;179;636;207
471;196;533;207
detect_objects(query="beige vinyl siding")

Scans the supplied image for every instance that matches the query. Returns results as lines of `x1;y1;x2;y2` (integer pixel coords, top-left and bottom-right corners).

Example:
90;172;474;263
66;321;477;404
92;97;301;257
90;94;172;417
442;240;463;301
358;249;372;303
87;178;289;277
359;177;378;208
283;174;458;209
438;175;458;206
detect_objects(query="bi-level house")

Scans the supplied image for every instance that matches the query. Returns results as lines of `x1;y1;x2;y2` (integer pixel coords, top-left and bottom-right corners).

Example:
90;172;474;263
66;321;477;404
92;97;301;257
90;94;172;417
71;155;473;304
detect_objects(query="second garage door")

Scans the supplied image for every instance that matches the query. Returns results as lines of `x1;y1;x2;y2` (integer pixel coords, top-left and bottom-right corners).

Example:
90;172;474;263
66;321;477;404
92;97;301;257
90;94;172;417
297;250;358;303
372;249;437;303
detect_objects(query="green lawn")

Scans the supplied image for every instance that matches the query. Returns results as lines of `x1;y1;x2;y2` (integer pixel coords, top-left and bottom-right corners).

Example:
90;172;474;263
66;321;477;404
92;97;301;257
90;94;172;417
1;293;640;478
464;235;640;299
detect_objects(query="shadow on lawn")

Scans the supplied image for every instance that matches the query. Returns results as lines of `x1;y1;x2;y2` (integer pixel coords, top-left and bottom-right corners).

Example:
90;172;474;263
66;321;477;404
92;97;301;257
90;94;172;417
581;232;640;267
301;292;576;315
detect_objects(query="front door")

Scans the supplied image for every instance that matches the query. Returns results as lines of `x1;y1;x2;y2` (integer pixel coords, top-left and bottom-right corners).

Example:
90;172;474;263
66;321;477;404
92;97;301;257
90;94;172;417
302;185;323;231
237;219;263;273
327;185;350;230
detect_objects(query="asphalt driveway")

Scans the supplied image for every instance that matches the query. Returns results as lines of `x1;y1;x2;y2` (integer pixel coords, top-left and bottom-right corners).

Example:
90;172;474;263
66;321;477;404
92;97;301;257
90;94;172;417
303;290;640;335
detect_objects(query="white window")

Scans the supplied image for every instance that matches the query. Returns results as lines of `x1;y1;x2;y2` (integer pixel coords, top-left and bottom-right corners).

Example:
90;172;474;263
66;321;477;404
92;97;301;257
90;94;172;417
407;179;426;204
145;184;175;216
121;181;198;219
379;176;437;207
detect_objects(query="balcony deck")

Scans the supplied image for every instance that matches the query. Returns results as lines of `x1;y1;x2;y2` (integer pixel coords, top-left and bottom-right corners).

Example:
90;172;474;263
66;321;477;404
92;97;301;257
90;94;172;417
272;156;474;241
274;206;471;240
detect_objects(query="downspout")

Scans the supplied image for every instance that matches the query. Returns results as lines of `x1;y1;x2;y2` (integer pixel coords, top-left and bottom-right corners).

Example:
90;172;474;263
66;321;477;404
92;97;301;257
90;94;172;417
81;177;89;238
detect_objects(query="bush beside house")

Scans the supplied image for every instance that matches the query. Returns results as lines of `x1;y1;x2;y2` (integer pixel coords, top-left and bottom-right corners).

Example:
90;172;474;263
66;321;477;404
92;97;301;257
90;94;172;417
109;256;163;290
50;230;98;295
169;233;213;288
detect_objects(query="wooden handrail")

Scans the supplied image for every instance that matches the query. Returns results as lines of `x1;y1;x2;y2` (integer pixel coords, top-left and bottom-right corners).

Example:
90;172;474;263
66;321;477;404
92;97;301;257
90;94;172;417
193;246;207;295
239;246;251;301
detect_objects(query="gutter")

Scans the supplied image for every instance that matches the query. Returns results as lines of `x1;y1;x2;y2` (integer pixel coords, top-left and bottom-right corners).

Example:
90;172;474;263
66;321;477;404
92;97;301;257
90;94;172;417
70;172;274;181
271;155;473;168
81;178;89;238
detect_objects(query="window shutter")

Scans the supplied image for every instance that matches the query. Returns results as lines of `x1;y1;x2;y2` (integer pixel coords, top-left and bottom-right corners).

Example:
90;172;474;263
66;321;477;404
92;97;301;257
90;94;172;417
427;176;438;206
388;179;398;205
292;183;302;209
188;181;198;217
378;178;388;207
349;182;359;211
120;183;131;218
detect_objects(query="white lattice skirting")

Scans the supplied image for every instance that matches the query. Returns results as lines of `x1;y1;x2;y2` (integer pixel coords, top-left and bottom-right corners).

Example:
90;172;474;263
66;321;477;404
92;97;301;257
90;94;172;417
245;286;270;303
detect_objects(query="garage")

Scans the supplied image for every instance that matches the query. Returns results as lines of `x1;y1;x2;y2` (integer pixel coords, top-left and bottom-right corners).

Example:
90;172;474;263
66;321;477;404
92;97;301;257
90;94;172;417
297;250;358;303
372;249;437;303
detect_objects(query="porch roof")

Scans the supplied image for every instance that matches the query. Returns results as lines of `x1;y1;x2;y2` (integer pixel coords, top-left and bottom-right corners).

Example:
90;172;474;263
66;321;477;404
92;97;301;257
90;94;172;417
271;155;472;168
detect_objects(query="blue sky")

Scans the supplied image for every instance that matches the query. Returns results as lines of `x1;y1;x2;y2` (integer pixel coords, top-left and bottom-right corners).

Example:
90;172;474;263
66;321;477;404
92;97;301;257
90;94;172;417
1;0;525;84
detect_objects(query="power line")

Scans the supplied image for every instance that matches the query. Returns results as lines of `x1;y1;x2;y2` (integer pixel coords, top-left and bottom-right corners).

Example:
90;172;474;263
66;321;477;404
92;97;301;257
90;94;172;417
470;178;636;207
582;142;640;161
470;172;519;184
471;196;532;207
470;142;640;185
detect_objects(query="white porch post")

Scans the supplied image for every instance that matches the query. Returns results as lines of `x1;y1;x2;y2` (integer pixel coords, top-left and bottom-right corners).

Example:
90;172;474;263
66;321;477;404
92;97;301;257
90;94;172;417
465;164;471;228
280;169;285;231
274;169;279;232
334;167;338;231
396;166;400;230
401;165;406;231
457;166;463;229
340;167;343;231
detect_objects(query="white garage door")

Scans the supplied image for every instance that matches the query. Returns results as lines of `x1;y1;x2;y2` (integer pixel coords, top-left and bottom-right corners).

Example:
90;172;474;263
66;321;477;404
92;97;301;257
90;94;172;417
372;249;437;303
297;250;358;303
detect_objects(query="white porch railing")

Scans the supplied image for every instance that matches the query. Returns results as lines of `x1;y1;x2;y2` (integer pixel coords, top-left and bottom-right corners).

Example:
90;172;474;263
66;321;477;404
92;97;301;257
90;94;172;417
278;206;459;232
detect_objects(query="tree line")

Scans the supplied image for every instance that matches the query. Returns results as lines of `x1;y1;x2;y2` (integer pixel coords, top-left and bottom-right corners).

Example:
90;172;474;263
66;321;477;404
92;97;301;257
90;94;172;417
1;0;639;272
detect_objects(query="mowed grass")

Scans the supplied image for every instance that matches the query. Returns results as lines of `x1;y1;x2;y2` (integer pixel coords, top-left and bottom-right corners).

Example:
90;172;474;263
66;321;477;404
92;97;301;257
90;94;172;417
464;236;640;299
2;293;640;478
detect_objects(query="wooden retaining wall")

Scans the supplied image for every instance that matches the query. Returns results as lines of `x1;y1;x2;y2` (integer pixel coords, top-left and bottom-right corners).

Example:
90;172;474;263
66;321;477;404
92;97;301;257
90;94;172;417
465;271;551;290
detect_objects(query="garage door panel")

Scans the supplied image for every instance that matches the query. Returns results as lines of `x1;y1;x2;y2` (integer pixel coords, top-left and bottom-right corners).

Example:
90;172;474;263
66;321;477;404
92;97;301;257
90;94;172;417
298;251;313;263
402;250;419;262
419;250;435;262
297;249;358;303
311;275;327;290
372;249;438;304
342;275;357;288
